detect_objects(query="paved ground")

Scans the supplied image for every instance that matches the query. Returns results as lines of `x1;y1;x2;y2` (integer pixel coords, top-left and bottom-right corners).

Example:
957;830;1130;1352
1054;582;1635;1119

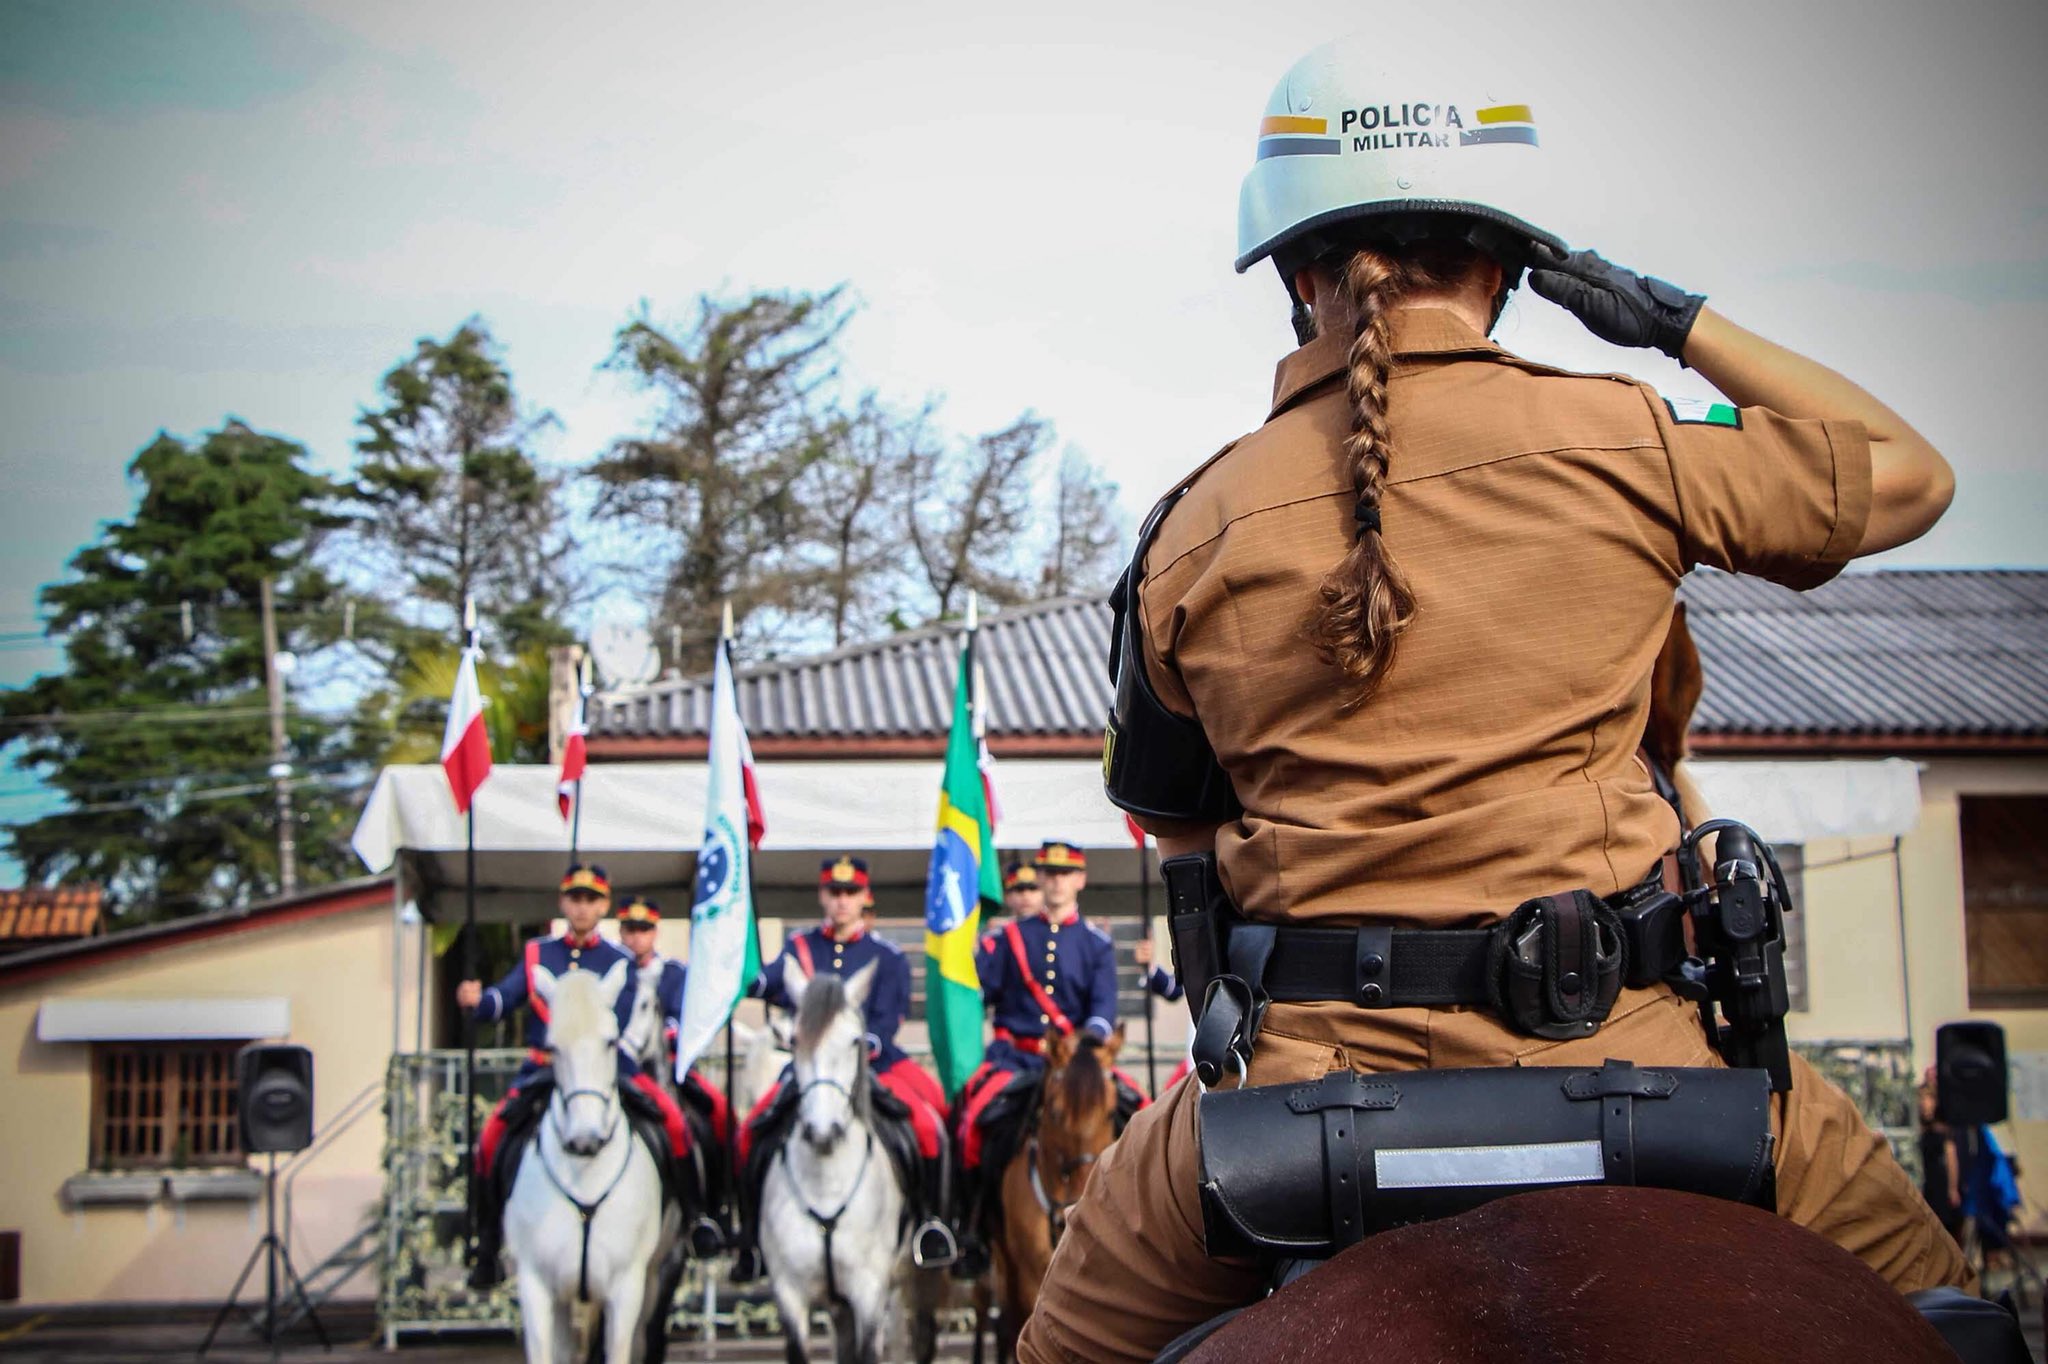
4;1293;2041;1362
0;1305;988;1362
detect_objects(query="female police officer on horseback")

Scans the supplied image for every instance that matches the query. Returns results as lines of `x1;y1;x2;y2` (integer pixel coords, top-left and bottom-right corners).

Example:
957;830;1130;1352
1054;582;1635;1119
1020;37;1968;1364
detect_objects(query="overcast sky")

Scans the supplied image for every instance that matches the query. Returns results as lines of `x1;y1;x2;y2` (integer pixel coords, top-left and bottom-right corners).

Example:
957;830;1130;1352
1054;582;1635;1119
2;0;2045;840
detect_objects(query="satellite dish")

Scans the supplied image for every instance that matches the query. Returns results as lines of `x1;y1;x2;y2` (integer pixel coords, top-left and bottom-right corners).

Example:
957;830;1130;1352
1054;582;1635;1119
589;620;660;688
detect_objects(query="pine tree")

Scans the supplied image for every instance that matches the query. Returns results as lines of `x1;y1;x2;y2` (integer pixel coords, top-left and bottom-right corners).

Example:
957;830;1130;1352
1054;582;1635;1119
590;289;851;667
0;423;363;920
351;319;574;661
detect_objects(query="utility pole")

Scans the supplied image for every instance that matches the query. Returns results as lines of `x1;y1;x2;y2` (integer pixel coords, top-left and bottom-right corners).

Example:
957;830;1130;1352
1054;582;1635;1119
259;578;297;895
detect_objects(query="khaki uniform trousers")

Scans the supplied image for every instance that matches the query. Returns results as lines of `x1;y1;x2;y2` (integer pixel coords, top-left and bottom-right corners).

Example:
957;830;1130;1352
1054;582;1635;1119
1017;984;1971;1364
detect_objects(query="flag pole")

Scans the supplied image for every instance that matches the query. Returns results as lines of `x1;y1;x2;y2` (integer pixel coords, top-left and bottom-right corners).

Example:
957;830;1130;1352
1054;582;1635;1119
461;596;480;1265
569;653;591;867
719;601;741;1240
1138;835;1158;1097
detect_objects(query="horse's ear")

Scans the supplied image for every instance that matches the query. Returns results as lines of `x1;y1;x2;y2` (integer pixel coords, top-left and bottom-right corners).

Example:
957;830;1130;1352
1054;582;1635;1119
845;959;879;1012
1103;1022;1126;1063
531;964;560;1007
1045;1027;1075;1069
598;957;630;1008
783;968;809;1015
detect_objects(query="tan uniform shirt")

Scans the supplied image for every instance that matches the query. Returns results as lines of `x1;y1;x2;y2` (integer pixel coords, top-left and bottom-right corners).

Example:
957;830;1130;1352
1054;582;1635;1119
1140;307;1871;925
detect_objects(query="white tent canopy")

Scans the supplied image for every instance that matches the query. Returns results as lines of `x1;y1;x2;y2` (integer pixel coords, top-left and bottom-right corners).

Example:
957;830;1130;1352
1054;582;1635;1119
350;759;1142;921
350;757;1922;921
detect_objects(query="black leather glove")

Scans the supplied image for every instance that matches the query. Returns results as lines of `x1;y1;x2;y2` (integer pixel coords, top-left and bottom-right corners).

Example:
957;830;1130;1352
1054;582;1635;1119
1527;246;1705;361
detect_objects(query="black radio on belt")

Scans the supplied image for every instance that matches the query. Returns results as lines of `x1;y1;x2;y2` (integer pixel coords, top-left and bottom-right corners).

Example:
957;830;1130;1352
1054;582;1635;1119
1682;820;1795;1093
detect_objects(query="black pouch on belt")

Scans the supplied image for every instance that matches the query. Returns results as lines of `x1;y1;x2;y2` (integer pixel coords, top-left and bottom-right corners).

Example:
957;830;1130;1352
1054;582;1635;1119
1490;890;1626;1041
1160;852;1234;1023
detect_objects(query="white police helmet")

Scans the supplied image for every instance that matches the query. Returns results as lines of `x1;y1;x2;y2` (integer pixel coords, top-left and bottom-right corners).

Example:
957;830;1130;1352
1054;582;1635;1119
1237;37;1570;283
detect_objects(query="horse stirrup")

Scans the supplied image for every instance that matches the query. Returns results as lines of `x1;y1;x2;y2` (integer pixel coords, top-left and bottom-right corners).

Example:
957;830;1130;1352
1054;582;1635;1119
910;1218;959;1271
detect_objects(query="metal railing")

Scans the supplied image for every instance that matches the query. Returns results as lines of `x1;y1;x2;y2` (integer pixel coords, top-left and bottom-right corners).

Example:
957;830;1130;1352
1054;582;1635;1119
378;1048;800;1345
281;1076;384;1262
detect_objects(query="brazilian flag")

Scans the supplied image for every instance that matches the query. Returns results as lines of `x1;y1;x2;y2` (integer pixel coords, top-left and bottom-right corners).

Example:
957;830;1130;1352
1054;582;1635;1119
924;640;999;1098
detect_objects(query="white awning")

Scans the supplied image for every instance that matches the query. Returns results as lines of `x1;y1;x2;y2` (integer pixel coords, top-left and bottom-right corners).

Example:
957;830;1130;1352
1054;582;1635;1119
38;997;290;1042
1686;758;1922;844
349;756;1921;918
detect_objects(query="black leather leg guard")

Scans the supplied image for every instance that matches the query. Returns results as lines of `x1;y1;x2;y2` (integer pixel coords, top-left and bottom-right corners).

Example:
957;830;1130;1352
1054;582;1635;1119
909;1127;958;1270
468;1166;505;1290
1906;1287;2032;1363
950;1162;988;1280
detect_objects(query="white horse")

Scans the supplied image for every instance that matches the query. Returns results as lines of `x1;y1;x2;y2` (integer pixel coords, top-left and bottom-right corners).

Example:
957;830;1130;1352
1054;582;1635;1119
505;959;678;1364
735;1013;795;1118
760;962;906;1364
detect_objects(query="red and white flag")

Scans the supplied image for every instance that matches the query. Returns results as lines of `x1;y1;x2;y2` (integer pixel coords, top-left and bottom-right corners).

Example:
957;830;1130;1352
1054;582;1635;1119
555;694;587;821
439;647;493;815
738;725;766;850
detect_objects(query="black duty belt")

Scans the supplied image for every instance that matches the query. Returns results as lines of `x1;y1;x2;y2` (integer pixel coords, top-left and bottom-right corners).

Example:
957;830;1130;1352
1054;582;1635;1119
1182;877;1695;1089
1257;924;1497;1009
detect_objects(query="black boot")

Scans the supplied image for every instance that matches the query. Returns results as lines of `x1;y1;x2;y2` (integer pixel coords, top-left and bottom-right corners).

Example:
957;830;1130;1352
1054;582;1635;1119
727;1135;770;1284
910;1157;959;1270
684;1151;726;1258
950;1164;989;1280
468;1197;505;1290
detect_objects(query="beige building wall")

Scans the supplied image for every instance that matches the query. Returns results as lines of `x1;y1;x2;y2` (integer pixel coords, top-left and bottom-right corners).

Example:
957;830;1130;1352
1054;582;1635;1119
1788;756;2048;1230
0;889;426;1307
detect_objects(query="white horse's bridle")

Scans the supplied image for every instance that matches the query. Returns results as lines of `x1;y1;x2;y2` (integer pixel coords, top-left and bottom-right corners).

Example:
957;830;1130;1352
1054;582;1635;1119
782;1068;877;1308
536;1082;631;1302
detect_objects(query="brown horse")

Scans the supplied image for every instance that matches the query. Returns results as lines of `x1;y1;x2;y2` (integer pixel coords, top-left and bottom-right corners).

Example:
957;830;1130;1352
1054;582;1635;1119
985;1026;1125;1362
1182;1186;1956;1364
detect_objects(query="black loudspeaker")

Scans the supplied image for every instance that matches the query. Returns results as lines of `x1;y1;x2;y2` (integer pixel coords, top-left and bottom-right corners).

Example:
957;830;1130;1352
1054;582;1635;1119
237;1043;314;1154
1936;1021;2009;1127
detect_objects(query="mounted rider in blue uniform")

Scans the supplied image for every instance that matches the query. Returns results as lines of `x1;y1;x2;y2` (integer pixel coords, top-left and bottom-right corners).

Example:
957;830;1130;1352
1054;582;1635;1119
733;857;959;1275
616;894;735;1245
949;841;1146;1268
458;864;692;1287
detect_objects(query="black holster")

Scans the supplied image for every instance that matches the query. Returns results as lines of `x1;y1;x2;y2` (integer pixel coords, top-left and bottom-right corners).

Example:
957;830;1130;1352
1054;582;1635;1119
1196;1060;1776;1261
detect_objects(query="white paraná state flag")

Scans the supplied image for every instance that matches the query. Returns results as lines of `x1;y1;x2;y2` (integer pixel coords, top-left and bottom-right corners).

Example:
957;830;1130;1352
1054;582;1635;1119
674;638;764;1078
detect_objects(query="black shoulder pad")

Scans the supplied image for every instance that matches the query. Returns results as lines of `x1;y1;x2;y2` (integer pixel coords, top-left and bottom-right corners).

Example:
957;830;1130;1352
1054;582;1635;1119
1102;490;1240;825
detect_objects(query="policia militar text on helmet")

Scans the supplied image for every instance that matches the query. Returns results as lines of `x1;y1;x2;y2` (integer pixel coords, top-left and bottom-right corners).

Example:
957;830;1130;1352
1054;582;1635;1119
1037;35;1967;1364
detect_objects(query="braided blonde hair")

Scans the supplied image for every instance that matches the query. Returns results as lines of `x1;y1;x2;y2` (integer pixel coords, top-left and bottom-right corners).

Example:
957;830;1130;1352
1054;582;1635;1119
1305;241;1488;705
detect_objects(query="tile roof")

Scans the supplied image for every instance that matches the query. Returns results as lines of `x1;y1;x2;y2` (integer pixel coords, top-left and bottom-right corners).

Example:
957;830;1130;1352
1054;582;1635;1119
593;597;1113;743
590;571;2048;749
0;885;102;943
1683;569;2048;740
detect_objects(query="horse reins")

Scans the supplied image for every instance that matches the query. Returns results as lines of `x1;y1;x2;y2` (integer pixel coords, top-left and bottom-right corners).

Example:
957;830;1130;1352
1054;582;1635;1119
783;1072;877;1310
536;1086;632;1303
1026;1134;1096;1248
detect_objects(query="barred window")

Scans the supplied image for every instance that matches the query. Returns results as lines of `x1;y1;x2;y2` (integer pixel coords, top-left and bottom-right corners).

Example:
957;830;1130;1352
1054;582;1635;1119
1962;795;2048;1009
92;1042;243;1170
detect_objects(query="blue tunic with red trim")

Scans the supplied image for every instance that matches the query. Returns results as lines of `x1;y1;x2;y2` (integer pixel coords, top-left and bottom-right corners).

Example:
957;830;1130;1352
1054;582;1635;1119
473;931;642;1079
975;911;1118;1070
644;955;688;1033
754;924;914;1069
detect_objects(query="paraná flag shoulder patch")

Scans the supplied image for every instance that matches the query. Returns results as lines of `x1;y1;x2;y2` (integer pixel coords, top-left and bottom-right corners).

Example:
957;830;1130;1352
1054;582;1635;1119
1663;395;1742;428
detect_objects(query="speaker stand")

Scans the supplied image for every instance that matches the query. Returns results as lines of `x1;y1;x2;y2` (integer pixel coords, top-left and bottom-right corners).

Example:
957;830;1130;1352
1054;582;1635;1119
197;1153;331;1358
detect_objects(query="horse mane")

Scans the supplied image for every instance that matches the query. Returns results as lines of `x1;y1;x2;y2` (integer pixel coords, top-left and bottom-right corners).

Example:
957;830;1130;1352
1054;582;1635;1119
1053;1037;1109;1118
793;973;870;1120
547;968;611;1040
795;971;850;1052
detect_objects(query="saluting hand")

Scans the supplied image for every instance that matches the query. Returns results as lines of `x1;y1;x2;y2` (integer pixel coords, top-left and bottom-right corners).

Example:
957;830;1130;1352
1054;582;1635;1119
1527;245;1705;360
456;979;483;1010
